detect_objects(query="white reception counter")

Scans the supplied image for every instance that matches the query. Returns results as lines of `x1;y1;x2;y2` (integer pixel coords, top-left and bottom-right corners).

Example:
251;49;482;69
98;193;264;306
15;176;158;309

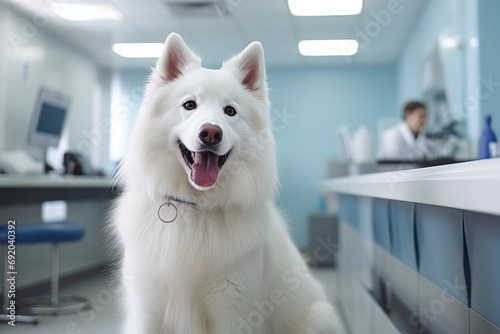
320;158;500;334
321;158;500;216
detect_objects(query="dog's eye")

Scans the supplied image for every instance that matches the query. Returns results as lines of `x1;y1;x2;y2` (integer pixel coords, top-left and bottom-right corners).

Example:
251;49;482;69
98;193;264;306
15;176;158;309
224;106;237;117
183;100;197;111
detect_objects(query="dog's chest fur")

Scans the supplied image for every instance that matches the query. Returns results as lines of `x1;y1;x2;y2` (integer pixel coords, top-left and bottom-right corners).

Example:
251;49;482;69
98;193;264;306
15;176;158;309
117;194;271;333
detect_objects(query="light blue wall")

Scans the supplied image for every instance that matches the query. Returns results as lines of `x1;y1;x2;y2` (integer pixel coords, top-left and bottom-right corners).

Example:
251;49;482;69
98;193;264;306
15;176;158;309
108;68;150;164
120;68;150;150
397;0;486;144
462;0;480;142
397;0;449;111
267;66;397;246
478;0;500;137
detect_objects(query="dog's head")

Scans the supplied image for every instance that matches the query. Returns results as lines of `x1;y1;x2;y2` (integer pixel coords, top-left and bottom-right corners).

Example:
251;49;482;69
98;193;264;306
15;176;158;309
120;33;277;210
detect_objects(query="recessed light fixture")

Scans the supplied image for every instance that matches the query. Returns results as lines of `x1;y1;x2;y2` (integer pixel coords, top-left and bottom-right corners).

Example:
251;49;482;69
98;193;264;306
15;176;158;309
298;40;359;56
112;43;164;58
288;0;363;16
49;3;123;21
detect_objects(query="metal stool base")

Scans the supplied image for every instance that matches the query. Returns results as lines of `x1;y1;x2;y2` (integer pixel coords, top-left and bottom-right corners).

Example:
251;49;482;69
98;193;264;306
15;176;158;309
20;295;90;315
0;313;39;324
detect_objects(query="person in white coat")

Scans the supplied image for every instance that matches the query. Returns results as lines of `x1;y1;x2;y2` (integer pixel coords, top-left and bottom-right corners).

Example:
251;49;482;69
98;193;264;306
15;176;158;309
378;101;428;160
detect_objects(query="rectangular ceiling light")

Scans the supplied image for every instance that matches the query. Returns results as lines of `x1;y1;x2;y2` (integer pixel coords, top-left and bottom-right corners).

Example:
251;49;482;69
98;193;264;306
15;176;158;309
49;3;123;21
288;0;363;16
112;43;164;58
298;40;359;56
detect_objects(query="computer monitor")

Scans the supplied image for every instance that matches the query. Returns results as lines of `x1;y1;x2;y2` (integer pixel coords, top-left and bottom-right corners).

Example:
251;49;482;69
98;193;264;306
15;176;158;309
27;87;71;149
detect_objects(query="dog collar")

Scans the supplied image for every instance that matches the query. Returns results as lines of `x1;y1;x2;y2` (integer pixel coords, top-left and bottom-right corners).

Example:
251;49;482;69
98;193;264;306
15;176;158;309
157;195;197;223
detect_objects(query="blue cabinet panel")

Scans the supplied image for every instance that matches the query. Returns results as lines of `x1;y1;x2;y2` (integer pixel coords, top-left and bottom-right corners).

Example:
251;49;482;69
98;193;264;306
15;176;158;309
339;194;359;230
415;204;467;304
373;198;391;252
389;200;417;270
464;211;500;328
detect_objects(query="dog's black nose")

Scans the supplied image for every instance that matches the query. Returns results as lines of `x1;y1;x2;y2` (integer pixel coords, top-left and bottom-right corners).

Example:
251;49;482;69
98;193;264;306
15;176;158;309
199;124;223;145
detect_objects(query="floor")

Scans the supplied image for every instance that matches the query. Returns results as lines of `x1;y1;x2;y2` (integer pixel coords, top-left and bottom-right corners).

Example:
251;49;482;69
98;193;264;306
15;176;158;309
0;268;346;333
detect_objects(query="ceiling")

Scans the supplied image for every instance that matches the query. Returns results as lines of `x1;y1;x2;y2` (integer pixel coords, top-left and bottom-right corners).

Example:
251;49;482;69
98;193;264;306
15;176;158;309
3;0;428;69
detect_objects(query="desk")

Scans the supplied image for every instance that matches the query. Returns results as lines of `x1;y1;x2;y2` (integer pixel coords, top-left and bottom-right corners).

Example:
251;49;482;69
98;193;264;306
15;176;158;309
321;159;500;334
0;175;114;291
0;175;114;205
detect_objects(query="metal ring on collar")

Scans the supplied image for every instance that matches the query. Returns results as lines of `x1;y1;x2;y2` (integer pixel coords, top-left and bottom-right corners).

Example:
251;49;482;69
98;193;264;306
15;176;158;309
157;201;178;223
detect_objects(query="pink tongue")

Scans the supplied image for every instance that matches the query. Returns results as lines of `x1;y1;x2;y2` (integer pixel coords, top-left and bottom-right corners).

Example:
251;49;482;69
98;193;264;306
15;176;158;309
192;151;220;187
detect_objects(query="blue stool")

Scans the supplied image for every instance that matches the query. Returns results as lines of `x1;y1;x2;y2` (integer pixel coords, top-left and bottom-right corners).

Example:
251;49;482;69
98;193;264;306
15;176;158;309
0;222;90;320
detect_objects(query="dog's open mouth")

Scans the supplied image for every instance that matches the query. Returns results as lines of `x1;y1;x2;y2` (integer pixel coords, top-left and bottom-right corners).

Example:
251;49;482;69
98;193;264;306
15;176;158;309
178;141;231;188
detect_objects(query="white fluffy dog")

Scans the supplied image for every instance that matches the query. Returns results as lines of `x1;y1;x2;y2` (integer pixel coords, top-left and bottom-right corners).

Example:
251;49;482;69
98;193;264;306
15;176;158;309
112;33;340;334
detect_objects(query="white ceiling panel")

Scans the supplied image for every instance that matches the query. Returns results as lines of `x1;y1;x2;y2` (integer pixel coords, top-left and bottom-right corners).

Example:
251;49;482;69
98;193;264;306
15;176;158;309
1;0;428;69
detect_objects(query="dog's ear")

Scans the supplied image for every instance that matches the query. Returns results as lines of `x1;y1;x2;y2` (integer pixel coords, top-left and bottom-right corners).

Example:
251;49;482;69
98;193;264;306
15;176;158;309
224;42;267;93
155;33;201;83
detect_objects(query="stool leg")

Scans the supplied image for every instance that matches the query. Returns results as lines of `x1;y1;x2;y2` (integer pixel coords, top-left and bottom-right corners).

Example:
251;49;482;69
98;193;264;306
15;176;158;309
15;241;87;316
51;243;59;308
1;246;38;324
3;245;8;313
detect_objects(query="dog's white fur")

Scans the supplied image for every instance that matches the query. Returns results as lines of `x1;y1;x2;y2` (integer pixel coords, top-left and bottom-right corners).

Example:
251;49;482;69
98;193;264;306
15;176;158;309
112;33;340;334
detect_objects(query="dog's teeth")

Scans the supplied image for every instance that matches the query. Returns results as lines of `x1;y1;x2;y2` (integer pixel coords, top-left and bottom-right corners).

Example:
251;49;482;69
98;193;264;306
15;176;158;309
191;152;195;160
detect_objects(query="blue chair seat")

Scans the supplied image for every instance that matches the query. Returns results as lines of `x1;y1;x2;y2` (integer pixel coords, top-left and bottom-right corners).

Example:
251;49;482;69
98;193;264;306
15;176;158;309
0;221;89;318
0;223;84;244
